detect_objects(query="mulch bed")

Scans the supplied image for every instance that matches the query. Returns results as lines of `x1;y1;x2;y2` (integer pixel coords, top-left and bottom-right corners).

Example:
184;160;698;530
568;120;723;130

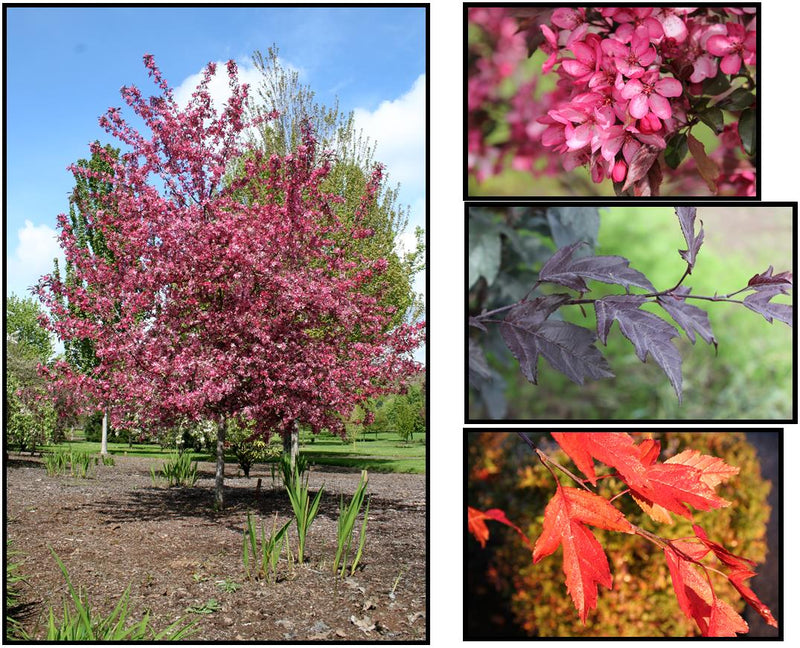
5;454;427;641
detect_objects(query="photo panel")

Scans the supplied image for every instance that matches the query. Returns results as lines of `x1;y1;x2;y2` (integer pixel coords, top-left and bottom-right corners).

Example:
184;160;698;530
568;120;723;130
465;4;760;199
464;429;782;639
467;202;796;422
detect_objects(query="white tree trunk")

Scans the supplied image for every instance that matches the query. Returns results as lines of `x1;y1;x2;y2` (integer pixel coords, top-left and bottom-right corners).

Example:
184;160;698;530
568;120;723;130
215;418;226;509
100;409;109;456
283;420;299;471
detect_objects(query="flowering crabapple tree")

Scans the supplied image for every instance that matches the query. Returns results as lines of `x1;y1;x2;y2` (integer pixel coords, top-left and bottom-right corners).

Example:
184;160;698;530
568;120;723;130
468;6;757;196
36;55;424;507
468;432;778;637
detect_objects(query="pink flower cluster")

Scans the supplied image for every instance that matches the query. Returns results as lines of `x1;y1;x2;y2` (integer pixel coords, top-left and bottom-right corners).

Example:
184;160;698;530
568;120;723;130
468;7;757;196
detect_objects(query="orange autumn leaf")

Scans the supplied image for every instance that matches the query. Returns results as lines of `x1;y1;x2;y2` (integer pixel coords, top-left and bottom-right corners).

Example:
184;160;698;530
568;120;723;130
467;506;532;550
533;484;633;622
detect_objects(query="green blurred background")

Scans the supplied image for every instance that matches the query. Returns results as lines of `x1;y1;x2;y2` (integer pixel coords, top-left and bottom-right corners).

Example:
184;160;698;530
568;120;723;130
469;206;793;420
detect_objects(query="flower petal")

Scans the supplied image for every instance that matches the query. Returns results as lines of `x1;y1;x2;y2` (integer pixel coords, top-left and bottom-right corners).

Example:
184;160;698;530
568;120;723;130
649;93;673;120
654;76;683;97
620;79;644;99
720;53;742;75
707;35;734;56
629;94;649;119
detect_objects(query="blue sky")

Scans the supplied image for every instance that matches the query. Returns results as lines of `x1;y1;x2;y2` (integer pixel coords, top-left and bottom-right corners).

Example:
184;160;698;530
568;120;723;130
5;4;426;304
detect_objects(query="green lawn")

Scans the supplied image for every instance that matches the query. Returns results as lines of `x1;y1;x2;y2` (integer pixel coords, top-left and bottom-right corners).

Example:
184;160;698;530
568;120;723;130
38;430;426;474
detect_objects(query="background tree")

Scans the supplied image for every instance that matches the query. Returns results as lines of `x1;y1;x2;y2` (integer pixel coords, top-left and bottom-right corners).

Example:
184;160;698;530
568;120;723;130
6;294;60;452
36;56;423;508
51;142;120;454
243;46;425;462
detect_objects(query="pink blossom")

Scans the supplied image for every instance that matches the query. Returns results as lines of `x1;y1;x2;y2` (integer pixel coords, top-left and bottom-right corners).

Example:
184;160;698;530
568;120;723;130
620;70;682;120
706;23;756;75
601;32;657;78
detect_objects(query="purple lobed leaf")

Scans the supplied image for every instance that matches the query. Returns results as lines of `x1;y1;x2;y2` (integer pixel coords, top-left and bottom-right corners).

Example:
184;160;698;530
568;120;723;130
657;287;717;347
538;242;656;293
743;288;793;327
469;316;488;332
747;266;793;291
595;295;683;401
675;206;704;271
500;299;613;385
469;337;492;387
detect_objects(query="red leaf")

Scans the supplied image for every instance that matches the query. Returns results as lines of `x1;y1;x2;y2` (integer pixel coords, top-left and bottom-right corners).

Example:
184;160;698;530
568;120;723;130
553;433;732;520
687;134;719;194
664;545;748;636
692;525;777;628
667;451;739;489
747;265;792;290
633;463;732;520
533;484;633;622
467;506;532;550
621;143;660;192
552;432;648;488
636;437;661;466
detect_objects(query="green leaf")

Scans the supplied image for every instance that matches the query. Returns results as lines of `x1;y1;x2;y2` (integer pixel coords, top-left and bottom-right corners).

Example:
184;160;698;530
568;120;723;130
718;87;755;112
469;213;502;288
546;207;599;252
738;108;756;157
664;133;689;170
703;70;731;95
697;107;724;134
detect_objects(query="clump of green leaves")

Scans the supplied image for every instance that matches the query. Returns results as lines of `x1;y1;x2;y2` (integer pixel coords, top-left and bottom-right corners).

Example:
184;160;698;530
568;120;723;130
155;453;198;487
242;512;292;582
6;539;30;640
228;417;281;477
43;448;94;478
185;599;220;615
284;463;323;563
46;547;197;640
280;452;309;489
333;470;370;577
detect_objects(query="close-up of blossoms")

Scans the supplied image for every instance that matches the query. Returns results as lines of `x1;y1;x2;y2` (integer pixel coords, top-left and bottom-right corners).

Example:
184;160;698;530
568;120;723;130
467;6;757;197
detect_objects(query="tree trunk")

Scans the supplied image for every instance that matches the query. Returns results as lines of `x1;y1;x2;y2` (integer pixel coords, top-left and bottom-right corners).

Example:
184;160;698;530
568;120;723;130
215;418;227;509
283;420;299;472
100;408;109;456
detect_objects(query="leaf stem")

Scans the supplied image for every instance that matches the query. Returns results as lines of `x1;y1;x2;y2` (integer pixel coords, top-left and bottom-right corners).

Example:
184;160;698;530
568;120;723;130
516;433;593;491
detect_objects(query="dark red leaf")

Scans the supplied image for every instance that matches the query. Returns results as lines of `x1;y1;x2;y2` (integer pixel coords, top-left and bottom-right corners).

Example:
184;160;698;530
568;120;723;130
595;295;683;401
674;206;704;270
500;305;613;386
687;134;719;194
621;143;661;192
690;526;777;627
538;242;656;293
747;266;792;290
657;287;717;347
743;287;793;327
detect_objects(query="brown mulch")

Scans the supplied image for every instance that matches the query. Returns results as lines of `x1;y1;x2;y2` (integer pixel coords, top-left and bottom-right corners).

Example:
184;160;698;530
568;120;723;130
5;454;427;641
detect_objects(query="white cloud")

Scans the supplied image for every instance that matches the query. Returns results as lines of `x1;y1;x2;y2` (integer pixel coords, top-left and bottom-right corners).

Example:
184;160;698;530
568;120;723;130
353;74;425;196
173;59;265;112
7;220;64;298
